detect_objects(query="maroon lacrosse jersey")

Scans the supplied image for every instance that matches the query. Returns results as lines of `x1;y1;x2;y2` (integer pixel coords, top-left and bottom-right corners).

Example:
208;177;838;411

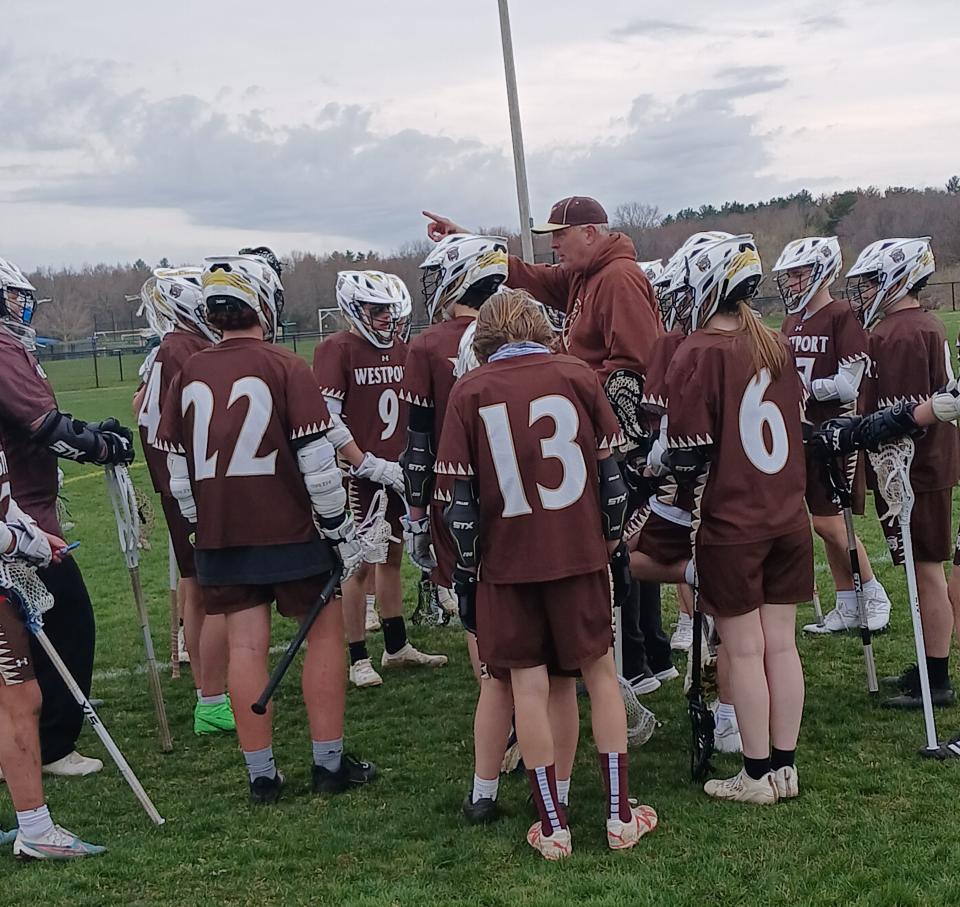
138;330;212;496
665;330;808;545
436;352;624;584
0;331;60;534
781;299;869;426
155;337;333;550
865;307;960;492
312;332;408;461
0;443;12;523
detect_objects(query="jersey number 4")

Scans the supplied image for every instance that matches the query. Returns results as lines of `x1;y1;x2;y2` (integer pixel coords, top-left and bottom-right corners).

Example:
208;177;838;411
479;394;587;518
738;369;789;475
182;378;278;480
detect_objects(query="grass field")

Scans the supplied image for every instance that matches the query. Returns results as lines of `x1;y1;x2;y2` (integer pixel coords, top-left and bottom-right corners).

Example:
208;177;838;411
6;314;960;905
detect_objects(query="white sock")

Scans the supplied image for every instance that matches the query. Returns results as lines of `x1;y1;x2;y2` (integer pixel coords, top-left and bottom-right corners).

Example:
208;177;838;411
243;746;277;782
195;689;202;701
472;774;499;803
556;777;571;806
200;693;227;706
683;559;696;586
678;611;693;627
366;594;376;610
16;804;54;840
313;738;344;774
716;702;737;723
836;591;857;611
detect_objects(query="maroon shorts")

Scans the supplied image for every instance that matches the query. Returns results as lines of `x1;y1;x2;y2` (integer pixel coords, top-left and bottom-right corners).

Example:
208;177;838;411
203;572;335;619
632;509;691;564
697;527;814;618
160;493;197;579
477;569;612;673
876;488;953;566
348;476;404;542
0;594;35;685
805;448;866;518
429;496;456;589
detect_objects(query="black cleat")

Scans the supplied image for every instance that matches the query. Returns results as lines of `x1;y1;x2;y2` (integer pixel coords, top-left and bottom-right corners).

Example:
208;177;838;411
922;734;960;760
312;754;378;794
882;675;955;710
462;792;500;825
881;664;919;692
249;771;284;805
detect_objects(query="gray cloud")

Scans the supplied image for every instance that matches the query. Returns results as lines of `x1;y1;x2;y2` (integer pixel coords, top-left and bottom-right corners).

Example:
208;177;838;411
611;19;704;39
802;14;846;30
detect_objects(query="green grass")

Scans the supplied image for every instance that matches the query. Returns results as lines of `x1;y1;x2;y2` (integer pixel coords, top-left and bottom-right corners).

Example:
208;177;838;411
5;362;960;905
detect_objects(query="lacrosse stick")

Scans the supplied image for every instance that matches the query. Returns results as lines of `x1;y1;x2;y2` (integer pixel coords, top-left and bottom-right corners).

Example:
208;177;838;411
811;580;825;628
3;560;164;825
604;368;650;451
412;570;453;627
869;437;939;753
356;488;393;566
825;453;878;694
168;534;180;680
612;587;656;747
105;464;173;752
252;568;340;715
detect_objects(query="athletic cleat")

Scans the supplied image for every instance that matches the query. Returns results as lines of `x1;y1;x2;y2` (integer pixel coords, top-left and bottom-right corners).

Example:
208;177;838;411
381;642;448;669
671;612;693;651
924;734;960;760
654;665;680;683
882;683;955;710
606;804;658;851
712;710;742;754
802;603;857;634
312;754;378;794
462;792;500;825
13;825;106;860
1;827;17;846
774;765;799;799
704;769;778;805
526;821;572;861
365;602;381;632
178;625;190;663
194;699;237;735
628;670;661;696
349;658;383;688
249;771;284;805
864;589;891;632
881;663;919;691
42;751;103;777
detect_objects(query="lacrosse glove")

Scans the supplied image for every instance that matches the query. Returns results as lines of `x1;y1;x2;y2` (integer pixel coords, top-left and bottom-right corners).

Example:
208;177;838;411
401;514;437;571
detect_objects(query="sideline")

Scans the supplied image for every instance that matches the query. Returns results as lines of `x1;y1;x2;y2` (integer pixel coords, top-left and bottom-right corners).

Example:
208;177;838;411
92;644;289;682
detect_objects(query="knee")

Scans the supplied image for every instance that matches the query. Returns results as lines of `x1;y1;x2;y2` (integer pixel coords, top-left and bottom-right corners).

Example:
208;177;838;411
812;516;844;548
0;679;42;720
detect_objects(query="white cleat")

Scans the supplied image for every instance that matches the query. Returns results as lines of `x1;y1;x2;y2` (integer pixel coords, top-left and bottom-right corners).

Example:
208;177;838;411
365;603;381;632
178;625;190;663
381;642;448;669
671;612;693;651
802;604;858;634
349;658;383;688
712;710;743;754
42;751;103;777
13;825;106;861
774;765;799;799
606;804;658;850
526;822;572;861
864;590;891;632
704;769;778;805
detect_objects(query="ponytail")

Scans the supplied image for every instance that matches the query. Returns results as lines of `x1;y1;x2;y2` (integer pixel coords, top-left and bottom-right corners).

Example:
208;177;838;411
735;301;785;379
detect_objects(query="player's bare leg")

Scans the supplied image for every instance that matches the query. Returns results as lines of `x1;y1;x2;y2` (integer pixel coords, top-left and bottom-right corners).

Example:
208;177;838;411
465;631;482;682
948;567;960;651
344;561;381;688
713;643;741;753
182;578;234;735
629;550;686;585
672;582;695;651
364;571;380;632
548;676;579;809
378;540;447;671
760;603;803;798
463;673;514;824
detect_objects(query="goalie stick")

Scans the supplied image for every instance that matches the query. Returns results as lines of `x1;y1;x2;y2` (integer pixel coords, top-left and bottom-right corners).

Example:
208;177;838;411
604;368;649;450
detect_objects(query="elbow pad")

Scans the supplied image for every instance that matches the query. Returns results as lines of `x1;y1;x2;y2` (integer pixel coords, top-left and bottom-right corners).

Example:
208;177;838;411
324;413;354;451
598;457;629;540
167;453;197;523
444;477;479;570
663;444;712;486
811;359;865;404
32;410;106;464
400;428;436;509
297;438;347;520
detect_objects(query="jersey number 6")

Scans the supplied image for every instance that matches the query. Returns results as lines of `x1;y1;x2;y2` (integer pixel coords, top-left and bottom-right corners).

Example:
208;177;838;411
738;369;789;475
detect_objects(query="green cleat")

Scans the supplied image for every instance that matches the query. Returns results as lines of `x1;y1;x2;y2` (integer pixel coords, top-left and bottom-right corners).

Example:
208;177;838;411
194;699;237;735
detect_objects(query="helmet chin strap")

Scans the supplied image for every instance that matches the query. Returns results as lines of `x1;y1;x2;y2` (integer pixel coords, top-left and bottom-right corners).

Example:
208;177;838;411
0;319;37;352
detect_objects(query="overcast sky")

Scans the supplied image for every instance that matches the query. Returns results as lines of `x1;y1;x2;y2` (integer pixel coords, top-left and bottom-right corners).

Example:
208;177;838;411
2;0;958;269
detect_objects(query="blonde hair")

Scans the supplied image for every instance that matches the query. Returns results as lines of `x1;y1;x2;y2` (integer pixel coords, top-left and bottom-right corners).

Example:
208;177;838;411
734;301;785;379
473;289;553;363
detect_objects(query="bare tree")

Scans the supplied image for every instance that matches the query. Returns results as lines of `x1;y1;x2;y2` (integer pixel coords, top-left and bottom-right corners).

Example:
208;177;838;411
611;202;662;231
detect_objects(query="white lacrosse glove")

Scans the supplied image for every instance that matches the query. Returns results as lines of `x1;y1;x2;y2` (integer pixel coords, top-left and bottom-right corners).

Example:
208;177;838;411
351;452;405;496
320;512;363;583
647;436;669;477
932;379;960;423
401;514;437;571
4;510;53;569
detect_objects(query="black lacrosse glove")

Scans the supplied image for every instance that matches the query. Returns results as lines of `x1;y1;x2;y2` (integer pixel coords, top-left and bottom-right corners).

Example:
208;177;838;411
856;401;924;451
621;449;656;510
809;416;862;458
453;566;477;635
609;541;631;609
98;431;136;466
88;417;134;444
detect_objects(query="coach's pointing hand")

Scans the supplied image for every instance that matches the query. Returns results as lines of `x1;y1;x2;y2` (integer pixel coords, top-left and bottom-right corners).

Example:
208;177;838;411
423;211;467;242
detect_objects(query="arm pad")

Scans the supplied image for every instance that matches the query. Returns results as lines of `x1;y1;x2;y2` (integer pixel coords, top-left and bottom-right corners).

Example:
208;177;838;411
32;410;106;464
325;413;354;451
598;456;629;540
810;359;866;404
444;477;479;570
400;428;436;509
167;453;197;523
296;437;347;520
663;444;712;486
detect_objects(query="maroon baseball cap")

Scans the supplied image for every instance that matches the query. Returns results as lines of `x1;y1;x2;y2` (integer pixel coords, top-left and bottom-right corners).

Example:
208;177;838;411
532;196;608;233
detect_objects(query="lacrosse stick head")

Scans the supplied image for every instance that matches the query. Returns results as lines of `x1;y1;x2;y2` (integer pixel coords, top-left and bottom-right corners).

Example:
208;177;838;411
0;559;55;633
105;465;141;568
688;694;716;781
618;675;657;746
355;488;393;565
135;487;155;551
604;369;647;451
868;437;916;523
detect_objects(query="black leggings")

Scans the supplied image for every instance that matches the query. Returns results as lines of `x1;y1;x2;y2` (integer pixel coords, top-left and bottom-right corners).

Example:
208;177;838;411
621;580;672;678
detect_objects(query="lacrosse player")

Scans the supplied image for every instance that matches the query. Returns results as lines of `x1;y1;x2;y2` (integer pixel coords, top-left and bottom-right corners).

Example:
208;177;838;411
155;254;374;804
0;257;133;779
844;238;959;709
0;445;105;859
772;238;892;634
664;235;813;805
135;268;233;735
313;270;446;689
439;289;658;859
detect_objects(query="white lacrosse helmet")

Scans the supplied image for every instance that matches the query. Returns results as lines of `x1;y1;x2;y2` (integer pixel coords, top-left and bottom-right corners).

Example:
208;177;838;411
336;270;410;349
772;237;842;316
142;268;219;341
638;260;664;283
420;234;508;321
657;232;734;331
674;234;762;334
202;254;285;342
0;257;38;328
845;237;935;330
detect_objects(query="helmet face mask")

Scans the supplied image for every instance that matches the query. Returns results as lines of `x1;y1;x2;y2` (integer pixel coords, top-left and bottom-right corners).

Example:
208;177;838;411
3;286;35;326
845;237;934;330
772;237;841;315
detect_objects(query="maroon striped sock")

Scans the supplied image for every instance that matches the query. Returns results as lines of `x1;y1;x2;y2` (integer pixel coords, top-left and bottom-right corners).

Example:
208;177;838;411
600;752;631;822
526;764;566;835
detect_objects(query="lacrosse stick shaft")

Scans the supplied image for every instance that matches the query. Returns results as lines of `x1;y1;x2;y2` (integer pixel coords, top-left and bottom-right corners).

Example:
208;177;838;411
812;581;825;626
31;628;165;825
841;504;879;693
130;565;173;752
252;570;339;715
168;534;180;681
